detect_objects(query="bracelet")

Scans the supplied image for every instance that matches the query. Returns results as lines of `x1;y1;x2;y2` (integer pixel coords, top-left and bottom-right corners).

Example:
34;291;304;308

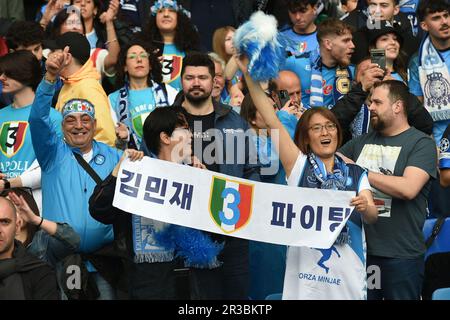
37;217;44;229
105;38;118;45
44;74;57;84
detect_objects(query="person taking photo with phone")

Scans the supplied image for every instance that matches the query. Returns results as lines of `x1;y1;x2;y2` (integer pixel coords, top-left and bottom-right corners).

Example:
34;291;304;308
331;21;433;143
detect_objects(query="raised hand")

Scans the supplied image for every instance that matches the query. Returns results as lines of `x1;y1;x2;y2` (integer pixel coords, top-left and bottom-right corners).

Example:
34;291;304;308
46;46;71;78
8;192;41;226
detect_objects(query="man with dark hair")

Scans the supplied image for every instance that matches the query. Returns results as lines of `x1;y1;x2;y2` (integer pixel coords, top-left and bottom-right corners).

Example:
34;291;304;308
339;80;437;300
0;51;62;200
342;0;418;64
6;20;45;61
281;0;321;55
173;52;260;299
409;0;450;144
46;32;116;147
0;197;58;300
283;18;355;109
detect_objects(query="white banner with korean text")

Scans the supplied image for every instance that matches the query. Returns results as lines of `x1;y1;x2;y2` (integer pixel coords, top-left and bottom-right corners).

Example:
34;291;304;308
113;157;356;248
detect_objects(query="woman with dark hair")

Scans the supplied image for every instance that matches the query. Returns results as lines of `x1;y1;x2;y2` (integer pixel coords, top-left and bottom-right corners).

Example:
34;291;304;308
45;3;120;82
237;56;377;300
144;0;201;90
2;188;80;267
364;20;408;83
109;39;178;150
0;51;62;209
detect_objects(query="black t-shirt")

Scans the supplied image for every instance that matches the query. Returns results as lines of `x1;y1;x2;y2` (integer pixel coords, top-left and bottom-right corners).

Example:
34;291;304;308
183;110;220;173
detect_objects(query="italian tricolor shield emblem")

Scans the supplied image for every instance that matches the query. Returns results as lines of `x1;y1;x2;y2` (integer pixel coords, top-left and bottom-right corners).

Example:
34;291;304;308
209;176;254;233
0;121;28;158
132;112;150;138
162;54;183;83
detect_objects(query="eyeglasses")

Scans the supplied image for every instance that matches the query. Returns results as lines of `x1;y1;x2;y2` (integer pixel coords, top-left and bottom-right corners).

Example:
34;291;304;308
309;123;337;134
126;52;150;60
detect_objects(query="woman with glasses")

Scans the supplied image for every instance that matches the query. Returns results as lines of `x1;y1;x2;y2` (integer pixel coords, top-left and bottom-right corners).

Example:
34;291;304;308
109;39;178;150
236;56;378;300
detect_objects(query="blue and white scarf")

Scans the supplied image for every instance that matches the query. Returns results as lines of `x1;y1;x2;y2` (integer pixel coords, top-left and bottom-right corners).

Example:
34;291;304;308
419;35;450;121
309;55;352;108
307;153;350;244
117;80;169;149
132;214;175;263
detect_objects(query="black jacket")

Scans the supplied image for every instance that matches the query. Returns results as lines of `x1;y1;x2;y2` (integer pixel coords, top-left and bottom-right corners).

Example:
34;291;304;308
332;82;434;144
0;241;58;300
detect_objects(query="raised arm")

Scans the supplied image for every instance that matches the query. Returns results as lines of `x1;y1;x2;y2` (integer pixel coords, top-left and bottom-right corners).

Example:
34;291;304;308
29;47;70;171
236;56;300;177
100;0;120;74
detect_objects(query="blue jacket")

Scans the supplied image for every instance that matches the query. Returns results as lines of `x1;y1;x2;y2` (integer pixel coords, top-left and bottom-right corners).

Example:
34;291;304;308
29;79;122;253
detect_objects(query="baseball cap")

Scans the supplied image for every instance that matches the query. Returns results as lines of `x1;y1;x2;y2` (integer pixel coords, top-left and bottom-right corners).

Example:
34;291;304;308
44;32;90;65
367;20;403;46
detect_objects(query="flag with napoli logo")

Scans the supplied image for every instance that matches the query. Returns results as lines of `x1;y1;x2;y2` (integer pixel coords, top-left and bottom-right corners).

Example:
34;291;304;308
209;176;254;233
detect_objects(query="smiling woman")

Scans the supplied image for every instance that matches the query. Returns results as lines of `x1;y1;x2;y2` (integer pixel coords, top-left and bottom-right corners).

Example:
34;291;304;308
238;55;378;300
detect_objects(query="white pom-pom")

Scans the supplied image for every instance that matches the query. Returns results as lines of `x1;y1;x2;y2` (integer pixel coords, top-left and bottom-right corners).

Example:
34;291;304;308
249;11;278;42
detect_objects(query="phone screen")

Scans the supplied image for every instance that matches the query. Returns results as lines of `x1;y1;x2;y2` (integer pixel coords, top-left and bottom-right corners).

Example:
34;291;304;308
278;90;290;109
152;40;165;57
370;49;386;71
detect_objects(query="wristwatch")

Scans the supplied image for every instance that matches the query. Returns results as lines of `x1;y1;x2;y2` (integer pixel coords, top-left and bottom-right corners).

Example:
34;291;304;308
2;178;10;190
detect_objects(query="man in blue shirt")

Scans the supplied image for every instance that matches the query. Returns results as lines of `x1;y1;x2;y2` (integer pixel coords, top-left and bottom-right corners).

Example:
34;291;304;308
29;46;123;299
283;18;355;109
281;0;321;55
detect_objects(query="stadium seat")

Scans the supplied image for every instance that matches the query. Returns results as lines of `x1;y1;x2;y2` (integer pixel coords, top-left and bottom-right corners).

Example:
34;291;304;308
432;288;450;300
265;293;282;300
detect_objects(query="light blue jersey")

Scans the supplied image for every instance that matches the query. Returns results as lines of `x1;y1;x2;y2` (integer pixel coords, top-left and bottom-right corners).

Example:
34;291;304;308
281;28;319;55
0;104;62;178
29;80;122;253
161;43;185;91
284;54;355;109
109;84;178;147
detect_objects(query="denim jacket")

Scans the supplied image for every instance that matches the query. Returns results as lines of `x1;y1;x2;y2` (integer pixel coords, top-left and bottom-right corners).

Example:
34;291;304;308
28;223;81;268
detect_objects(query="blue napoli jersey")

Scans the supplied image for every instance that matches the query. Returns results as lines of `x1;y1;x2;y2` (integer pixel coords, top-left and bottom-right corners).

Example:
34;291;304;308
283;55;355;109
161;43;185;91
0;104;62;178
281;28;319;55
110;88;162;147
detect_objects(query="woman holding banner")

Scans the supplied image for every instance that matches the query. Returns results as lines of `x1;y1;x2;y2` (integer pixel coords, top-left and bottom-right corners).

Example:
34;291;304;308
236;56;378;300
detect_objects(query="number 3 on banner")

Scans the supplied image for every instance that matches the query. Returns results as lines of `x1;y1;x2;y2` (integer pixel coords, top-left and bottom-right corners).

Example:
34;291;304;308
219;188;241;226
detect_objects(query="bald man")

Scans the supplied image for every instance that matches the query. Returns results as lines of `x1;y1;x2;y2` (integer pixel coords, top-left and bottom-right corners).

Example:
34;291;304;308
275;70;303;108
0;197;58;300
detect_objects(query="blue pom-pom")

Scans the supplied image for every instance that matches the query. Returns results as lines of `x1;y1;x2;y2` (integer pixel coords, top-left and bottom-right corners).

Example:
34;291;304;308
234;11;287;81
172;226;224;269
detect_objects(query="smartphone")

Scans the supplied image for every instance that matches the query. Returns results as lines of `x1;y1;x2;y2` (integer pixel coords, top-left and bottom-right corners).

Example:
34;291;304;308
152;40;165;57
370;49;386;71
277;90;291;109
